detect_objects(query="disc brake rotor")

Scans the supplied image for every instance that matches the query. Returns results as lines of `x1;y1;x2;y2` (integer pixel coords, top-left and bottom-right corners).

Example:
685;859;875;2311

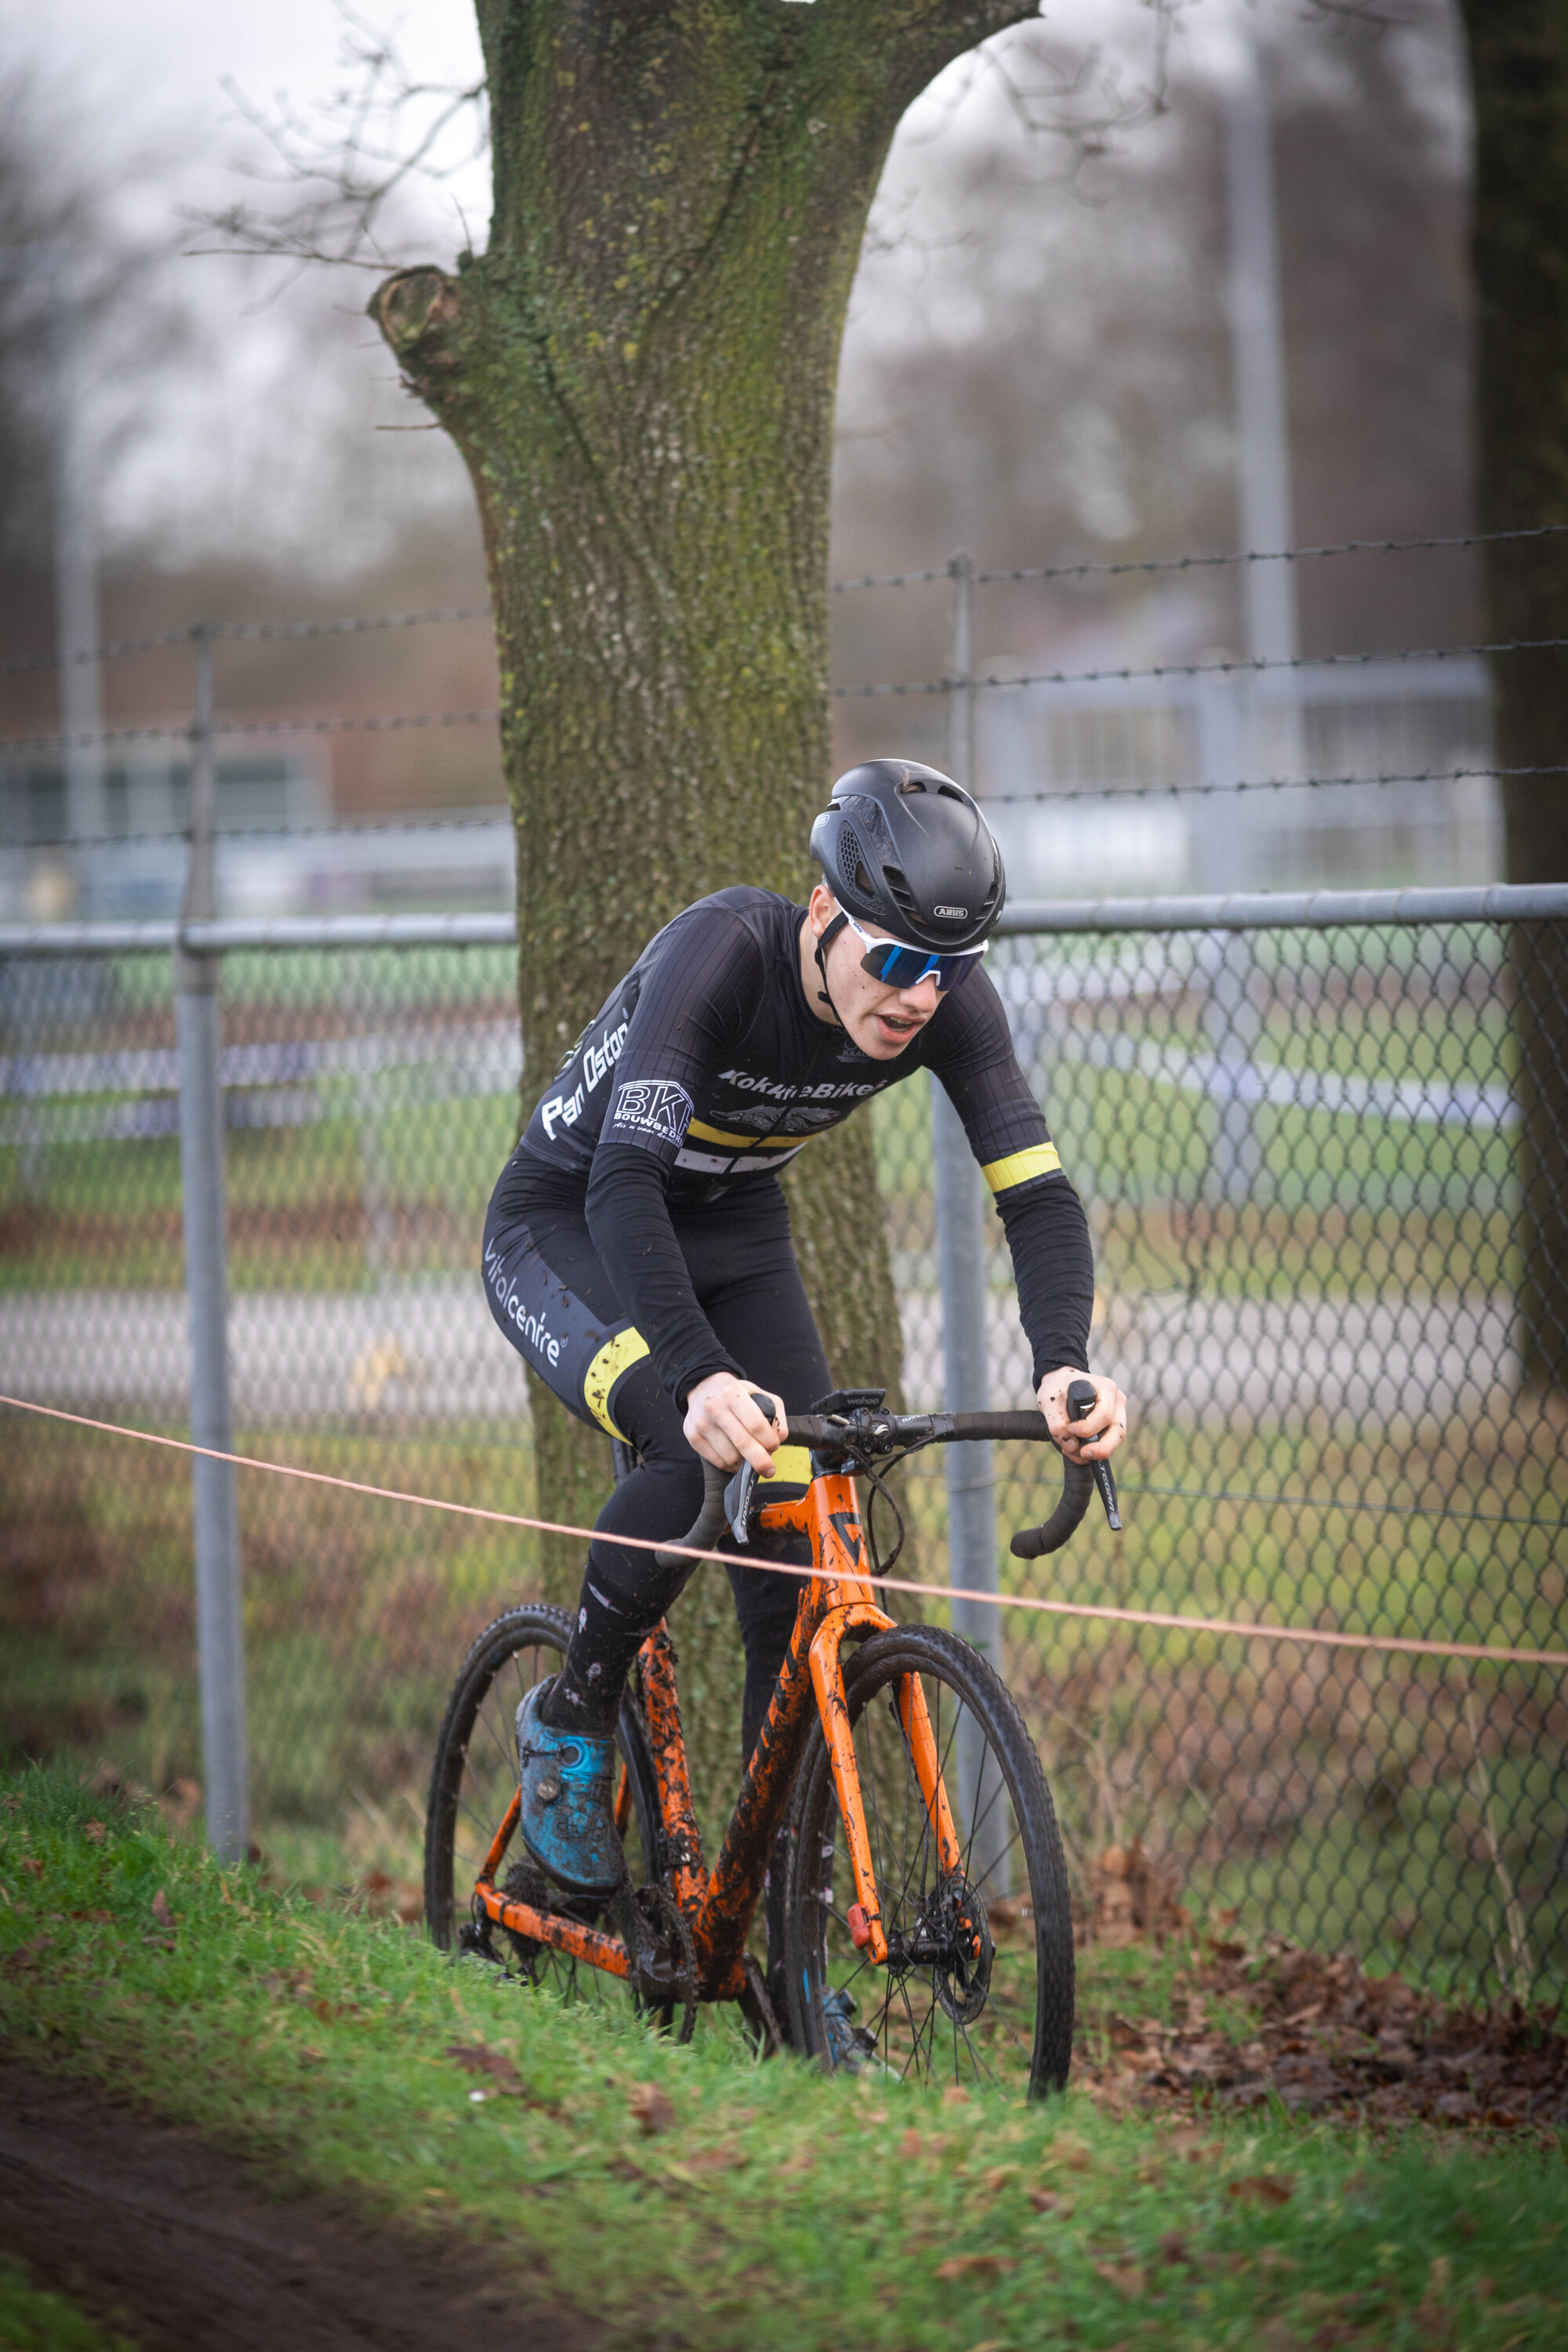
902;1868;996;2027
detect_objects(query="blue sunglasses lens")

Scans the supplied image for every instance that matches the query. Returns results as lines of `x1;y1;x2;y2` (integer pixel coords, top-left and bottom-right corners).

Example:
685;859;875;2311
862;943;982;991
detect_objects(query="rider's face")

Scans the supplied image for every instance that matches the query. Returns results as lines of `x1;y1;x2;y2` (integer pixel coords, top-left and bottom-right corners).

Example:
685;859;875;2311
804;884;944;1061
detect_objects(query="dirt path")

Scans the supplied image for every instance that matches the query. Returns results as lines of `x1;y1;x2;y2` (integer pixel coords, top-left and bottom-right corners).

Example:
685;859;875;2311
0;2058;608;2351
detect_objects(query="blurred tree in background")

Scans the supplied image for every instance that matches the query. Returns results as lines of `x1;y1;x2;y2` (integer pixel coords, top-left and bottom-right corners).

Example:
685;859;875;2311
1460;0;1568;1398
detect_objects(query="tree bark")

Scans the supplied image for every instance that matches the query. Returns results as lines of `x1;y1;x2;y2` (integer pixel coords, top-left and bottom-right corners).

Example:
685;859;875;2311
1459;0;1568;1395
372;3;1030;1765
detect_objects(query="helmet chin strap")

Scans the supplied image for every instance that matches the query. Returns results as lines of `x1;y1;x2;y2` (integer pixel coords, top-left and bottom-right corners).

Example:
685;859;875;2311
813;910;849;1025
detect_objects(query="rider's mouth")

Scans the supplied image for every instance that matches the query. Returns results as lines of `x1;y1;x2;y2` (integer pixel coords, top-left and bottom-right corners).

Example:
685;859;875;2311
876;1010;927;1042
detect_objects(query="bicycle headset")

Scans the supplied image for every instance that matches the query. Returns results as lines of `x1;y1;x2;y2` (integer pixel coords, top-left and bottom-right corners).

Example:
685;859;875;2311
808;761;1007;992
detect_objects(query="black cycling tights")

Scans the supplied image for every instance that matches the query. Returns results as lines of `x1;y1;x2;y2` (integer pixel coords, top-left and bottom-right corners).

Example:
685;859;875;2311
483;1173;830;1758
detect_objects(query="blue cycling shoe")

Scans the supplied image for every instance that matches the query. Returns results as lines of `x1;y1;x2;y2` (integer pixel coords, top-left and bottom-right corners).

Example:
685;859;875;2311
515;1679;625;1899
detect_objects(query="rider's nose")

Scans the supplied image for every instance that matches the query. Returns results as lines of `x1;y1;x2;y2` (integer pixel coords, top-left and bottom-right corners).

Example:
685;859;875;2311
898;975;940;1013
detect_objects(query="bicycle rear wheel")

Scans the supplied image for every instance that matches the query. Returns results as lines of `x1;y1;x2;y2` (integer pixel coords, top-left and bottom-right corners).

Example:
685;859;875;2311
423;1601;661;2014
782;1623;1074;2097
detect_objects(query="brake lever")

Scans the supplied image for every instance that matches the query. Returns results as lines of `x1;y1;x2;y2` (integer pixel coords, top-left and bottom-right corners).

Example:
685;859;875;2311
725;1461;757;1546
724;1389;784;1547
1065;1375;1122;1533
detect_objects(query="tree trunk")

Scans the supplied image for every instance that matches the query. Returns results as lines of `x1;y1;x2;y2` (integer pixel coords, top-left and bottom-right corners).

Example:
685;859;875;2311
372;2;1030;1769
1459;0;1568;1396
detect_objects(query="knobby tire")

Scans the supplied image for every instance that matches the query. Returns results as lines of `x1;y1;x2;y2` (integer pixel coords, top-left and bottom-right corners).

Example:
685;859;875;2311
782;1624;1074;2098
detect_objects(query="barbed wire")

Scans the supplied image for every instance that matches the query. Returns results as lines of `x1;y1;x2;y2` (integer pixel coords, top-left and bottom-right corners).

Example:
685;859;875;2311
10;811;519;851
972;521;1568;588
0;633;1537;760
829;521;1568;593
4;521;1567;676
829;633;1562;700
8;760;1551;850
0;708;502;756
0;605;494;680
978;760;1565;808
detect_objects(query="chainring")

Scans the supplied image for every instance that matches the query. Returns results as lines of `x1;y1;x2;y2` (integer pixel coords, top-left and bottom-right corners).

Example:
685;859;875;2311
619;1879;699;2044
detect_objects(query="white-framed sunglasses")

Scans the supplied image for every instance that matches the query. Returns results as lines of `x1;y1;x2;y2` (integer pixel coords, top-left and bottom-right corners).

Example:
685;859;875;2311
836;905;989;993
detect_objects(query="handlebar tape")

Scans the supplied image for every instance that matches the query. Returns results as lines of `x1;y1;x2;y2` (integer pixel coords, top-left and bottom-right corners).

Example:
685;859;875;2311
655;1391;1120;1573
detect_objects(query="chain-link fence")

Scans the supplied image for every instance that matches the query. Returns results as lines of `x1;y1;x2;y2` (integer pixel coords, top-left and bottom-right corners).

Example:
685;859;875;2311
2;901;1566;2000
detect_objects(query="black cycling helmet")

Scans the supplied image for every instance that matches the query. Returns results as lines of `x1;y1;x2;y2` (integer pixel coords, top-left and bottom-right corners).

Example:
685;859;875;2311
808;760;1006;953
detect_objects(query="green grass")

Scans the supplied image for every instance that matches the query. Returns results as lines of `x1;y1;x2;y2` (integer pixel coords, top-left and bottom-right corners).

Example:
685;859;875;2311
0;2257;138;2352
2;1764;1565;2350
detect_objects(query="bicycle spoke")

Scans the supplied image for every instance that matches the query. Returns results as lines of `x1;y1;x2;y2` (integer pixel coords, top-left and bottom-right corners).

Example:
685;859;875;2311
791;1624;1069;2100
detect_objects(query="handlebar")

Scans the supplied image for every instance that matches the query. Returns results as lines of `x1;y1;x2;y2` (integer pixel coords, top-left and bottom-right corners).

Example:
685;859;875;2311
653;1383;1121;1570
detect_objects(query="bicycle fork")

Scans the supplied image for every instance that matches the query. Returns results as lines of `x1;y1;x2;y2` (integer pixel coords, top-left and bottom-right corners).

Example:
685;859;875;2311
808;1605;963;1967
788;1476;965;1973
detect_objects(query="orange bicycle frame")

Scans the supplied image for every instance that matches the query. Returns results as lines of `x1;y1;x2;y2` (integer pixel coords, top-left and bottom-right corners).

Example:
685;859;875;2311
469;1465;960;1998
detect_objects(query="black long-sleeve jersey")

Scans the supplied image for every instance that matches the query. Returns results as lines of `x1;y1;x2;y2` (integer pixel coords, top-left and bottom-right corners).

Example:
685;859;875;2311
495;887;1094;1408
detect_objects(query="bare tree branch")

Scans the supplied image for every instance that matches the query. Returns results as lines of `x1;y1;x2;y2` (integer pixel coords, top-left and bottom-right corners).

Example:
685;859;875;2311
191;2;487;272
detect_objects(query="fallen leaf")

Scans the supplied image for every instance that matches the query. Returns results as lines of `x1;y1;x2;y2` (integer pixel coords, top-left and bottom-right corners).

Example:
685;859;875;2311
1094;2260;1148;2296
629;2082;675;2136
1029;2190;1074;2217
942;2085;971;2109
980;2165;1021;2195
1157;2231;1196;2268
446;2042;524;2096
82;1820;106;1845
899;2128;923;2158
1048;2135;1093;2172
18;1857;43;1881
1225;2172;1296;2208
151;1889;173;1929
935;2254;1014;2281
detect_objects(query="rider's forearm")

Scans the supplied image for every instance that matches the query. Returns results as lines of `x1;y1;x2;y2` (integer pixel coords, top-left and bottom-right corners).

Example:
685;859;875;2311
996;1175;1096;1386
585;1142;743;1409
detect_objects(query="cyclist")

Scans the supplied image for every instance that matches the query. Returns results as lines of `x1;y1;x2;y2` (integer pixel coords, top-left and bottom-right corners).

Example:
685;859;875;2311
482;760;1128;1935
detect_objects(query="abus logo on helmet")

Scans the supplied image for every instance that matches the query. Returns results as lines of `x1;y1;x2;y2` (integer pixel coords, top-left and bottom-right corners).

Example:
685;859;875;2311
934;904;968;918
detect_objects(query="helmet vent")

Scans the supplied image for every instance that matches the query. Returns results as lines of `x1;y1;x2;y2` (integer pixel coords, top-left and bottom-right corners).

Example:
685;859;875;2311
897;777;927;795
937;783;968;804
881;863;920;923
837;829;870;902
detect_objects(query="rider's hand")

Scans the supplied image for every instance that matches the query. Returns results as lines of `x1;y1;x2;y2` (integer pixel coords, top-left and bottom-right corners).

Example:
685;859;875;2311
684;1372;785;1475
1037;1367;1128;1464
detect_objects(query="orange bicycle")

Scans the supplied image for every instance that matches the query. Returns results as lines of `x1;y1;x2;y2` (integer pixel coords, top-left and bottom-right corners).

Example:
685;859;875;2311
424;1382;1118;2096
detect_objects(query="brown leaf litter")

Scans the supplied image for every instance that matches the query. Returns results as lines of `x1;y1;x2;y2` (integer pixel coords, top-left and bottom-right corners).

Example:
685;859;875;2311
1075;1930;1568;2130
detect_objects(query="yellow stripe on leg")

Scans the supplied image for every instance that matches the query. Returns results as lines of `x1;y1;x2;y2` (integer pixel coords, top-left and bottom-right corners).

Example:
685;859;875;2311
583;1326;651;1439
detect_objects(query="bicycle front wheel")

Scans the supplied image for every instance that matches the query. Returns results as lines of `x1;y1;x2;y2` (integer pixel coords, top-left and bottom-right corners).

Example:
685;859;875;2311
782;1623;1074;2097
423;1601;660;2015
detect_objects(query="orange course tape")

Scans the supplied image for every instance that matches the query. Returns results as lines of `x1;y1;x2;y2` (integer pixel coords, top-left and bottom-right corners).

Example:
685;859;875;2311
2;1392;1564;1671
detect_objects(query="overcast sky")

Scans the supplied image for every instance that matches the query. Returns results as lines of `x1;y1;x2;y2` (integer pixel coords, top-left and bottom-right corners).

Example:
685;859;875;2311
7;0;488;206
2;0;1240;572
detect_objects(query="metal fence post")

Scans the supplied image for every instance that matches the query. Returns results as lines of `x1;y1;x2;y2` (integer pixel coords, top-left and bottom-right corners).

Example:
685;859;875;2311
1193;673;1264;1207
173;623;248;1860
933;550;1011;1889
